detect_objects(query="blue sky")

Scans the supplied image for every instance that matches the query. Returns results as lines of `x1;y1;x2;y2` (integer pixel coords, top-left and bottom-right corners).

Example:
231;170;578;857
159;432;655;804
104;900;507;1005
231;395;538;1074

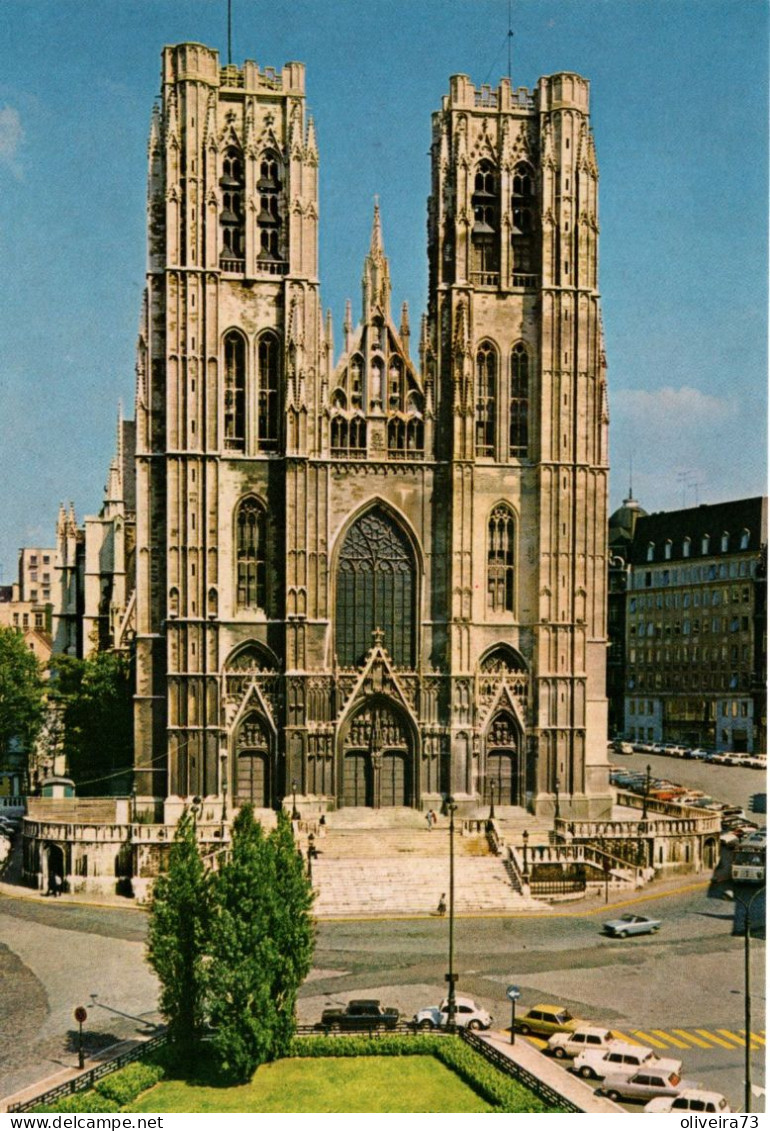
0;0;766;579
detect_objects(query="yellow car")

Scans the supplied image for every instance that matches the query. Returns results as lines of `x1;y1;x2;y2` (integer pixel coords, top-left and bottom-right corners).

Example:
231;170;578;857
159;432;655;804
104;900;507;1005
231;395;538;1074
516;1004;583;1037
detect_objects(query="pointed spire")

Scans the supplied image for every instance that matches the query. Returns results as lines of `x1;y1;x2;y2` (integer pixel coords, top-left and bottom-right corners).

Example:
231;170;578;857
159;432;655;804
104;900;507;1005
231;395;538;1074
325;308;334;357
306;115;318;158
362;197;391;320
370;197;383;256
400;302;410;358
344;299;353;354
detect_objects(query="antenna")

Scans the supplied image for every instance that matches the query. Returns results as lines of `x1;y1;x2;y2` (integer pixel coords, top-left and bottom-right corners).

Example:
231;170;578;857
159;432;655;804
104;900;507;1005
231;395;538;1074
507;0;514;81
227;0;232;66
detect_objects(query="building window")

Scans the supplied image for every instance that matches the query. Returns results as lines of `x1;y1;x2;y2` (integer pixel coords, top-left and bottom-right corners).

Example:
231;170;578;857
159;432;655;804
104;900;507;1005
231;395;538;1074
487;504;516;613
331;414;367;458
471;160;499;281
701;534;710;554
721;531;729;552
509;343;529;457
256;151;283;267
664;540;672;560
257;332;280;451
335;508;416;669
236;497;267;610
220;146;245;268
223;331;246;451
740;528;750;549
646;542;655;562
511;162;536;278
475;340;497;458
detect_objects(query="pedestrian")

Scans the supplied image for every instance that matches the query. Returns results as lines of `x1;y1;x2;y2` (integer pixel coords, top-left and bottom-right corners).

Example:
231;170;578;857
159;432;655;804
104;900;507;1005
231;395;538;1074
425;810;433;831
437;892;447;916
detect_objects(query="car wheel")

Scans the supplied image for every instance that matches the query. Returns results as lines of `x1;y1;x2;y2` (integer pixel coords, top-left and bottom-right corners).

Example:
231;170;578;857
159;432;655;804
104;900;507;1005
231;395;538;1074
618;930;628;939
519;1023;530;1035
418;1019;434;1031
579;1066;596;1079
467;1019;482;1032
607;1090;621;1102
554;1047;566;1059
652;925;660;932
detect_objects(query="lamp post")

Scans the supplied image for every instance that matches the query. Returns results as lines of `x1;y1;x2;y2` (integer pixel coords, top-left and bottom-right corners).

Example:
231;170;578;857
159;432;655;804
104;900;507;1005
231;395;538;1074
522;829;529;879
722;886;765;1114
642;763;652;820
220;751;228;825
444;794;458;1029
489;779;496;821
554;776;561;821
291;778;299;821
307;832;316;882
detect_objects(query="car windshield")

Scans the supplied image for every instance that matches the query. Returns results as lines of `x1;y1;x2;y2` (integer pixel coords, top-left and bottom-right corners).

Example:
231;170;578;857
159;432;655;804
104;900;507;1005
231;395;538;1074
556;1011;572;1023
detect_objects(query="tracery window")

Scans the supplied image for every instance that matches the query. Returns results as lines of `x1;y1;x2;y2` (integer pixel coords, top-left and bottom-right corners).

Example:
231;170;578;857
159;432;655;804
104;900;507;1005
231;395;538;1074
236;496;267;610
488;504;516;613
509;342;529;457
475;340;497;458
511;162;536;278
220;146;245;269
256;152;283;269
224;331;246;451
471;160;499;281
257;332;280;451
336;508;416;668
331;414;367;458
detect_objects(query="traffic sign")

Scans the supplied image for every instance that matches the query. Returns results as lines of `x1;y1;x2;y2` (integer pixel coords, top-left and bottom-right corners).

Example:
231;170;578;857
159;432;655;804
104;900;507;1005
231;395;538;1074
74;1006;87;1024
506;985;520;1001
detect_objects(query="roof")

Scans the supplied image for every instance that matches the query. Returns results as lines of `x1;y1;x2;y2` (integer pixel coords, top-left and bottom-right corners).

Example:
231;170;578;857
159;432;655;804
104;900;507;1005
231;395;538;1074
628;496;767;566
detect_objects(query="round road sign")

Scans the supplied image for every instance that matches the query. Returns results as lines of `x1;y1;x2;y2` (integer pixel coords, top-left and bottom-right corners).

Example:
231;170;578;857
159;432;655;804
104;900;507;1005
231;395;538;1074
506;985;521;1001
74;1006;88;1024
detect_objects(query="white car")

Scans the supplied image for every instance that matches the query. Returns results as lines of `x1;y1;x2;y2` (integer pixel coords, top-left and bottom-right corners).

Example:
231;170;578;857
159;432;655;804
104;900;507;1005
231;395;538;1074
572;1041;681;1081
547;1025;615;1060
598;1068;699;1103
645;1089;731;1113
412;994;492;1031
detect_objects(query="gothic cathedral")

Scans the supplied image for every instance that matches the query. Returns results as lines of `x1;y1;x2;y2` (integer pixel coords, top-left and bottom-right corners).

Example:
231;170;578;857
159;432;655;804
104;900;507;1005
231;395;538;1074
133;44;612;822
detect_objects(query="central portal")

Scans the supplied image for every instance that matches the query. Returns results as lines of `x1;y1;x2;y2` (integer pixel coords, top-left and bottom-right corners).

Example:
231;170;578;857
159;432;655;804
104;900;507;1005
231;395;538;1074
341;699;413;808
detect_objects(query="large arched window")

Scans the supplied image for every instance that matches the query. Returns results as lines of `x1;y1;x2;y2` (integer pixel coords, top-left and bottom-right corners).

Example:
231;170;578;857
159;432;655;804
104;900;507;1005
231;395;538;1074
475;340;497;458
256;151;283;270
257;332;280;451
471;159;499;281
509;342;529;457
336;508;416;668
511;162;536;279
488;504;516;613
236;496;267;610
220;146;245;269
224;331;246;451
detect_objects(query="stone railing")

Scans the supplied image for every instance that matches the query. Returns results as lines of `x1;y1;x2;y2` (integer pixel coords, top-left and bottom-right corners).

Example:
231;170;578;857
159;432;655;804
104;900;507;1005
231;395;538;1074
0;796;24;812
526;842;634;880
614;790;721;833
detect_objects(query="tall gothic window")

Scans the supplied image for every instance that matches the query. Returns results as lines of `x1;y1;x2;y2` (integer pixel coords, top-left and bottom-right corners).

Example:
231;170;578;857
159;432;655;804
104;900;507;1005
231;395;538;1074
220;146;245;269
511;162;536;278
488;505;515;613
224;331;246;451
471;160;499;281
476;340;497;458
256;151;283;270
236;496;267;610
257;332;280;451
509;342;529;457
336;508;416;668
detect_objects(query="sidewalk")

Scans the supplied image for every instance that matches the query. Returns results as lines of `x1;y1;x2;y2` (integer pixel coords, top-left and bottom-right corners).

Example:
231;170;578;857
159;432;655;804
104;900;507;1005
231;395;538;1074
480;1030;625;1114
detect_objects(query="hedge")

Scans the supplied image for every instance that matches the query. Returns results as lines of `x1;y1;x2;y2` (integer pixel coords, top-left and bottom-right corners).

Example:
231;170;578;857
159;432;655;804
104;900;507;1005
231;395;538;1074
28;1062;165;1113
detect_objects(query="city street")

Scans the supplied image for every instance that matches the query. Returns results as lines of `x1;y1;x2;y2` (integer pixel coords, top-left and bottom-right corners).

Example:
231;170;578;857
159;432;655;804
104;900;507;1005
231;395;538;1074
615;751;766;821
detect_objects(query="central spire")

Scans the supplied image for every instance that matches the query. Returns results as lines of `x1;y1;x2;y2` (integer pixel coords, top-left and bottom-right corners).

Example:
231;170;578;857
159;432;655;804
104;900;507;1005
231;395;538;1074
362;198;391;321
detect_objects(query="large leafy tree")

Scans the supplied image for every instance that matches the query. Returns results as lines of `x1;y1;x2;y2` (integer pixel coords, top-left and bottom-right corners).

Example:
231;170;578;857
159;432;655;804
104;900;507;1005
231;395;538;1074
0;626;45;771
146;809;211;1057
50;651;134;794
207;806;315;1082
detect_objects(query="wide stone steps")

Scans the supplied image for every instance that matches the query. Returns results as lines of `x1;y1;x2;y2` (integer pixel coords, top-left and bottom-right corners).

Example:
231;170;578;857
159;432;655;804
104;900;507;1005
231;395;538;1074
310;827;490;859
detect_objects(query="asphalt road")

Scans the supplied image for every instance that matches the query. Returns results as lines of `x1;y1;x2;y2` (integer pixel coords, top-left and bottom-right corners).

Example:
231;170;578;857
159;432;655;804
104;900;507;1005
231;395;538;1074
615;751;766;823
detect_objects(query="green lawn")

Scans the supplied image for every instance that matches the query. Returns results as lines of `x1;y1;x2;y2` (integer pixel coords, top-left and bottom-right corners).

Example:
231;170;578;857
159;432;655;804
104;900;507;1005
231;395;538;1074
129;1056;494;1113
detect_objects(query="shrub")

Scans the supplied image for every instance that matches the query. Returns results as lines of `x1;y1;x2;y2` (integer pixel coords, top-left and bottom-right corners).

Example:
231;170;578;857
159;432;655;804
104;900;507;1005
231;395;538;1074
94;1061;165;1106
29;1092;121;1114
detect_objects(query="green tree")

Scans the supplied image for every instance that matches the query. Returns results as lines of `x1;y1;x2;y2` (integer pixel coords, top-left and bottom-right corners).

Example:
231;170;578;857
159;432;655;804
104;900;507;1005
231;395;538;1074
207;806;314;1082
50;651;134;794
146;809;211;1057
0;626;45;771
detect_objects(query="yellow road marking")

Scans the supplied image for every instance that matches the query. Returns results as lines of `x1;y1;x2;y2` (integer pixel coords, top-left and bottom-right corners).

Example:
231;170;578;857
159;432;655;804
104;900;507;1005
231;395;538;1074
672;1029;713;1048
716;1028;750;1047
611;1030;643;1046
631;1029;669;1049
695;1029;737;1049
651;1029;689;1049
740;1030;765;1047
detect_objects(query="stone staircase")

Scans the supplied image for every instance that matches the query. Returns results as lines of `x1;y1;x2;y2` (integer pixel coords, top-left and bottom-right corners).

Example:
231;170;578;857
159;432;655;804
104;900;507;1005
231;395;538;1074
306;811;551;917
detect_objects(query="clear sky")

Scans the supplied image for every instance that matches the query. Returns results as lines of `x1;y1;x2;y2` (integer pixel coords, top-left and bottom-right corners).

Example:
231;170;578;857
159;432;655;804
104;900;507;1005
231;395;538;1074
0;0;766;579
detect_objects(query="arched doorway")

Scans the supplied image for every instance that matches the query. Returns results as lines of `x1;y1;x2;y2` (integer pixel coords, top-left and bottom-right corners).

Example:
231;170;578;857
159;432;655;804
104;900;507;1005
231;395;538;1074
341;700;413;808
234;713;271;808
485;710;522;806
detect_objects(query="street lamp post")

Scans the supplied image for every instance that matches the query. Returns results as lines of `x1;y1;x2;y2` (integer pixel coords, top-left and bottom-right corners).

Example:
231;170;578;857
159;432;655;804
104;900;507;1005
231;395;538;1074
642;763;652;820
489;779;496;822
522;829;529;879
444;794;458;1029
723;886;765;1114
291;778;299;821
307;832;316;882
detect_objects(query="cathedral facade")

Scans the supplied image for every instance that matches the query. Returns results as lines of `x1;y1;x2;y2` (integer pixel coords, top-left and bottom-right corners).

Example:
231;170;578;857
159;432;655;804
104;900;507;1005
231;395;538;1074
133;43;611;821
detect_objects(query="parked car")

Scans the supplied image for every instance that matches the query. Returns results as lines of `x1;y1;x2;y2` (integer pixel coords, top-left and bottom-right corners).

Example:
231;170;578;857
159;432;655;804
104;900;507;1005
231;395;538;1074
645;1089;731;1113
547;1025;615;1060
319;998;400;1030
602;913;661;938
412;995;492;1031
516;1004;583;1037
597;1068;698;1103
686;748;712;760
572;1042;681;1081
